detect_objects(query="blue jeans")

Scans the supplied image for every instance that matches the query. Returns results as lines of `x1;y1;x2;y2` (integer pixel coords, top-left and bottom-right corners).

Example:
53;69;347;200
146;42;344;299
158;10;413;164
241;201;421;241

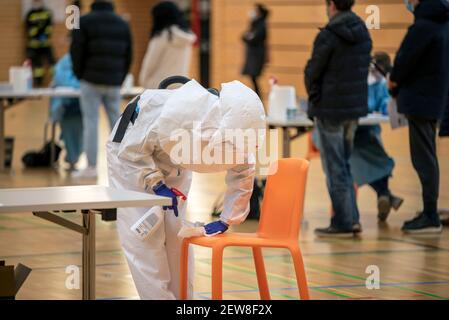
60;112;83;165
80;81;121;167
316;118;360;230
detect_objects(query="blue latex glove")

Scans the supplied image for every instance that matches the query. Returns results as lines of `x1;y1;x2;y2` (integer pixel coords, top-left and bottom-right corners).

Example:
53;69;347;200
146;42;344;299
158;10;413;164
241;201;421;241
153;183;179;217
204;220;229;237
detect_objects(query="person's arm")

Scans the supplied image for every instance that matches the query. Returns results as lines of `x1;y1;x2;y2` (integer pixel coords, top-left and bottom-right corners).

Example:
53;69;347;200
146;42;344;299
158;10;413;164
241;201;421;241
219;157;256;225
54;55;80;89
304;30;334;96
390;22;434;86
378;82;390;115
123;24;133;83
242;23;266;46
139;36;165;87
70;25;86;80
116;95;166;191
440;92;449;137
44;9;53;37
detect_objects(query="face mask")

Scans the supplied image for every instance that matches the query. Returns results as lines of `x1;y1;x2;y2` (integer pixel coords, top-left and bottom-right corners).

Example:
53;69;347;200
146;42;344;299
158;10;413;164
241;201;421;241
249;10;257;20
404;0;415;13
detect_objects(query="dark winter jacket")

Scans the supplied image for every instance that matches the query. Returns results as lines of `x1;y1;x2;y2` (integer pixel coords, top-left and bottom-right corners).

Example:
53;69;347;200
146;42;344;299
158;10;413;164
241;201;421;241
304;11;372;120
70;1;132;86
25;6;53;48
241;17;267;77
440;99;449;136
391;0;449;120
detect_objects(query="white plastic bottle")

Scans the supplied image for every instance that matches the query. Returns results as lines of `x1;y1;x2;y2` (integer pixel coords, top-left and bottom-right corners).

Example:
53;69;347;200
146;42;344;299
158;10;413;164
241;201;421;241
130;206;164;241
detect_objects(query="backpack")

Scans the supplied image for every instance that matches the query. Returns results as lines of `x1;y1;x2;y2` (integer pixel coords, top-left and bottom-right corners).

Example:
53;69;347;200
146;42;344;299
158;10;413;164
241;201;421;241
22;142;62;167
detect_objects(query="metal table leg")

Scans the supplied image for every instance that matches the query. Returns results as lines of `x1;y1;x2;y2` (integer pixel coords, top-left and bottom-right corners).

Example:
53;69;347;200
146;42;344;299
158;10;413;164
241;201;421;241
282;127;291;158
82;210;96;300
34;209;97;300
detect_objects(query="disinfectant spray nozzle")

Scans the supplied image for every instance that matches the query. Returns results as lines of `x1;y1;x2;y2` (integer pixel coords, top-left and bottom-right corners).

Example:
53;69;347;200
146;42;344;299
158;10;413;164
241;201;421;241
171;188;187;201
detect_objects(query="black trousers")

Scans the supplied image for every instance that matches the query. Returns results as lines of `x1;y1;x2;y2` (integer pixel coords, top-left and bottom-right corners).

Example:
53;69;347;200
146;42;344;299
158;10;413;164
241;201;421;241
26;47;55;86
408;116;439;218
251;75;260;97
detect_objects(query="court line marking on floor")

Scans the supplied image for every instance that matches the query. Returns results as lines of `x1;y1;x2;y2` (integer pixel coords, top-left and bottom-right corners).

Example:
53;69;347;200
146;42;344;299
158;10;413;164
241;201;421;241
192;279;449;295
225;247;449;299
195;271;298;300
196;258;354;299
304;263;449;300
381;236;449;252
18;260;449;300
2;242;442;260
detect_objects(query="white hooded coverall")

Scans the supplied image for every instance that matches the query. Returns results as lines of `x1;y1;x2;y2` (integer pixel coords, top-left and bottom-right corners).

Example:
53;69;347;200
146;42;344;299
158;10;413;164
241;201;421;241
106;80;266;299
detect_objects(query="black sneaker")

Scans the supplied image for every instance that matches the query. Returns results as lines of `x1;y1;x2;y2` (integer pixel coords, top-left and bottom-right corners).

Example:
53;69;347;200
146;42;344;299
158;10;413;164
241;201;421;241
315;226;354;238
353;223;363;234
401;214;442;234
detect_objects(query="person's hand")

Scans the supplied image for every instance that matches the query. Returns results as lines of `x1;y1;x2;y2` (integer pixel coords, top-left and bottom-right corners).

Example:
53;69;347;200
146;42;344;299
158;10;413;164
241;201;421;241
388;80;399;98
152;182;179;217
204;220;229;237
388;80;397;90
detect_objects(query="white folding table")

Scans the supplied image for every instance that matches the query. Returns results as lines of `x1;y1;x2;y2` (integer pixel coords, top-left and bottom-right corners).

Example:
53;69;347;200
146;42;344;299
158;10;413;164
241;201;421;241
268;114;390;158
0;87;144;171
0;185;170;300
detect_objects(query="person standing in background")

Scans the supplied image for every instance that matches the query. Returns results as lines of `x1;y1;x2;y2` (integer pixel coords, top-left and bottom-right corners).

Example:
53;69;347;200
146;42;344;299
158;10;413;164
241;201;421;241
349;52;403;222
305;0;372;237
241;4;269;97
70;0;132;179
439;100;449;225
139;1;196;89
50;51;82;172
25;0;55;86
389;0;449;234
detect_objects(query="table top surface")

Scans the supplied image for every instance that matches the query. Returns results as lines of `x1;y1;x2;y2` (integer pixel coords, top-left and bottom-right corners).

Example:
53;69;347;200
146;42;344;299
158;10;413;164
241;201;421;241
267;113;390;127
0;87;144;98
0;185;171;213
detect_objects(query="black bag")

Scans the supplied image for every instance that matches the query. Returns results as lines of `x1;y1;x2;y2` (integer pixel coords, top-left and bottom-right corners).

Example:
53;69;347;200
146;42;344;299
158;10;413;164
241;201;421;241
22;142;62;167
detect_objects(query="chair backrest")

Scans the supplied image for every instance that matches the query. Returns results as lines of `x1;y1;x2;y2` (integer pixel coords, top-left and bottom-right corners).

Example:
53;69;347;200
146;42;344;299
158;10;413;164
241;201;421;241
257;158;309;239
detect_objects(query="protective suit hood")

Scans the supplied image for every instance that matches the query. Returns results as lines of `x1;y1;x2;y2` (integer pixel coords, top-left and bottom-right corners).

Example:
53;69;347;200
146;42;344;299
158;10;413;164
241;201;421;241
157;80;266;172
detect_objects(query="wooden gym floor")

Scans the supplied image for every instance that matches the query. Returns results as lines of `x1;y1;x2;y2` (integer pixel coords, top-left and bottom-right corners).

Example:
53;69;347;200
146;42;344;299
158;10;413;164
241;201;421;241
1;100;448;300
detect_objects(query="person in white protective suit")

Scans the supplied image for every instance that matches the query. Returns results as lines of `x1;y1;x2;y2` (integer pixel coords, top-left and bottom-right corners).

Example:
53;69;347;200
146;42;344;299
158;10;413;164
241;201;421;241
106;79;266;300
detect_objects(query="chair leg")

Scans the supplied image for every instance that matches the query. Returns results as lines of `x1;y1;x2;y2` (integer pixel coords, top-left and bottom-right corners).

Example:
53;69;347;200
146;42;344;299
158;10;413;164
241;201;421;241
211;245;224;300
252;247;271;300
289;246;310;300
180;239;190;300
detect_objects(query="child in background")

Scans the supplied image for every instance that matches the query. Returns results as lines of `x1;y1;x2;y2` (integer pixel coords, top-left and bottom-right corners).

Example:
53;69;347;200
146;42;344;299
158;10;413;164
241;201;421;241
50;52;82;171
349;52;403;221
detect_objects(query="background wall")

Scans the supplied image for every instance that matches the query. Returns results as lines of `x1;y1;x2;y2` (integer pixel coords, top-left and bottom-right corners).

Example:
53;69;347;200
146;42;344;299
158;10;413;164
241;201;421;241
0;0;412;89
0;0;193;83
210;0;413;99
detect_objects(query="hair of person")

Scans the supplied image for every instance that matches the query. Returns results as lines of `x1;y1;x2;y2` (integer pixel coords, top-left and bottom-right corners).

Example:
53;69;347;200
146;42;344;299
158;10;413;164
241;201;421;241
150;1;189;38
256;3;270;19
72;0;82;10
325;0;355;11
373;51;392;75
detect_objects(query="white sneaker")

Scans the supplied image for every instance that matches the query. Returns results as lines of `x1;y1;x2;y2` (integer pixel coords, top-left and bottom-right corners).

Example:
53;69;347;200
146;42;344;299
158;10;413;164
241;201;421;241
71;167;98;179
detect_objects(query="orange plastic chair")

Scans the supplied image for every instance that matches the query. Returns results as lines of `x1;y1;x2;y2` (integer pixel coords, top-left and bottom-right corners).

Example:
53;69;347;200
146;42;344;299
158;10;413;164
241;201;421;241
180;158;310;300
